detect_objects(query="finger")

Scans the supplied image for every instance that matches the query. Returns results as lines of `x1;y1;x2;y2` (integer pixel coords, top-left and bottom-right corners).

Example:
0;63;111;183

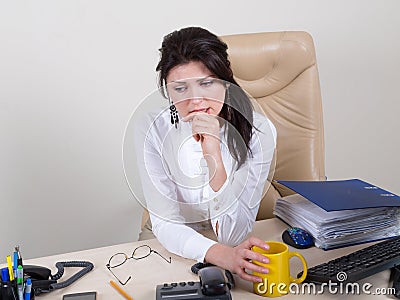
237;270;264;283
191;119;215;132
242;260;269;275
242;249;269;264
191;115;220;133
192;116;215;125
192;133;206;143
191;116;219;129
182;111;207;122
192;120;211;130
192;126;219;141
245;237;270;250
192;117;219;129
192;127;218;138
193;133;201;142
191;129;205;142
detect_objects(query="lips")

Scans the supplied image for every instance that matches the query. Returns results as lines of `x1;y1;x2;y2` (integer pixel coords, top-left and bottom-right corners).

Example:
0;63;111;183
190;108;209;114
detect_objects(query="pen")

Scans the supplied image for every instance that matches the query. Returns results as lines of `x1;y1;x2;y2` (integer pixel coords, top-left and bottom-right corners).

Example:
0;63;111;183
17;265;23;284
1;267;10;281
24;278;32;300
18;284;24;300
17;265;24;300
6;255;15;281
16;245;23;267
109;280;133;300
14;251;18;278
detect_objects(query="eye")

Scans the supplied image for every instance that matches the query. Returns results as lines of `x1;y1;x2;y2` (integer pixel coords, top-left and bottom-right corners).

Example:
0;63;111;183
173;85;187;93
200;79;214;87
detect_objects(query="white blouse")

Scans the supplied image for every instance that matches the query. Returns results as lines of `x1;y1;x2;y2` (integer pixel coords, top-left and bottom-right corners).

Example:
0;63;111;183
134;108;276;262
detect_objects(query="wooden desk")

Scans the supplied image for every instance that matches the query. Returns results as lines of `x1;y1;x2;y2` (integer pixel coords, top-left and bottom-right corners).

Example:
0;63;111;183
13;219;394;299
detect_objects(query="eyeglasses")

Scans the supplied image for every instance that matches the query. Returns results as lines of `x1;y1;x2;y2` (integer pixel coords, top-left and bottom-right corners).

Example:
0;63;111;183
106;244;171;285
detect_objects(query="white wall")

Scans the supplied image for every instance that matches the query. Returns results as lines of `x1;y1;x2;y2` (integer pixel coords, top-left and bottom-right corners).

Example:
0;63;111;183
1;0;399;260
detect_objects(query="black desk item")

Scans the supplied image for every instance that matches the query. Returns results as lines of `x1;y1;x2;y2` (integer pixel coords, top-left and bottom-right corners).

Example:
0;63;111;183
63;291;97;300
25;261;93;296
156;267;232;300
298;236;400;283
391;266;400;299
156;281;231;300
282;227;314;249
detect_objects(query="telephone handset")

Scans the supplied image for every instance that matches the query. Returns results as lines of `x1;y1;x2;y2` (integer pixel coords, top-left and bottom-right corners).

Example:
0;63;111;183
23;265;57;295
24;262;93;296
198;267;233;297
24;265;52;280
156;266;233;299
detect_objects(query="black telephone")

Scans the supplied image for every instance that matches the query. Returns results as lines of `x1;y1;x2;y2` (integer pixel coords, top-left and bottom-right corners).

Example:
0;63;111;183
0;265;49;300
0;265;50;300
1;262;93;300
23;266;51;281
23;265;57;295
156;266;233;300
29;262;94;296
15;262;92;297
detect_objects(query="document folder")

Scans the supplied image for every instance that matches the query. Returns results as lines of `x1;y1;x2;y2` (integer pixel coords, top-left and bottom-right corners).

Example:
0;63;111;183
273;193;400;250
276;179;400;211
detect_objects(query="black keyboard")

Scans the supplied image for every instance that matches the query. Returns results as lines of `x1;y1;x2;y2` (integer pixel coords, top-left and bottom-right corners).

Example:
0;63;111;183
299;236;400;284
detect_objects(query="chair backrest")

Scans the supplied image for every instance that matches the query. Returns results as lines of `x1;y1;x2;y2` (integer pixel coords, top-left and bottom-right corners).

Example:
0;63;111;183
220;31;326;219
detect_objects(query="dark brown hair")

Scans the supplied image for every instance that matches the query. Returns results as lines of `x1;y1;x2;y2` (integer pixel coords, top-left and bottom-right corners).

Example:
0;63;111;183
156;27;254;168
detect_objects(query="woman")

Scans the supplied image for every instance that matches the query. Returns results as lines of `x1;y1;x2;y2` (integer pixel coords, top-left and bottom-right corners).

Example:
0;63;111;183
134;27;276;283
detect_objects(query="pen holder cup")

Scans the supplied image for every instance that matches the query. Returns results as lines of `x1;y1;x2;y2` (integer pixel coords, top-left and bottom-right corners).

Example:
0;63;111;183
0;279;35;300
0;280;17;300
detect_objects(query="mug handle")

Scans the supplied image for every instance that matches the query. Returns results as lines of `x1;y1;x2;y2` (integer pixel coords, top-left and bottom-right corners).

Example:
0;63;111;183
288;252;308;284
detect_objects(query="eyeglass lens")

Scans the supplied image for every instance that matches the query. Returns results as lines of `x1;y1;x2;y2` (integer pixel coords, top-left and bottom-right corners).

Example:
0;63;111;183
108;245;170;268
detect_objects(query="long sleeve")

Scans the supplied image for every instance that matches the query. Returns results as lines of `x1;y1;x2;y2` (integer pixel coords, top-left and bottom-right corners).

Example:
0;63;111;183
150;215;217;262
134;110;217;262
208;113;277;246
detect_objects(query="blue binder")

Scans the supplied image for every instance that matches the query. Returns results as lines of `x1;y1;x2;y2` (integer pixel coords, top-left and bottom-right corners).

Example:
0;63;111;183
277;179;400;211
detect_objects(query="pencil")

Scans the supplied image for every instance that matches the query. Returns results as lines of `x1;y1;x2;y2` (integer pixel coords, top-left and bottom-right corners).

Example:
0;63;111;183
6;255;15;281
109;280;133;300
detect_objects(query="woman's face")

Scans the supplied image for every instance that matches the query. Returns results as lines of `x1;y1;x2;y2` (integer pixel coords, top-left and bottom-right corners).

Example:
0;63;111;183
166;61;226;119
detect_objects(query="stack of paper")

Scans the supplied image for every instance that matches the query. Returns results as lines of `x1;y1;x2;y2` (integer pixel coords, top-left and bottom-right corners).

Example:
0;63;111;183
274;194;400;250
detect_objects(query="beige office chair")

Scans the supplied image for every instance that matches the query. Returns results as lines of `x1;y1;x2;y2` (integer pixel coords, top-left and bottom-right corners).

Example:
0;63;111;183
140;31;326;233
220;31;326;220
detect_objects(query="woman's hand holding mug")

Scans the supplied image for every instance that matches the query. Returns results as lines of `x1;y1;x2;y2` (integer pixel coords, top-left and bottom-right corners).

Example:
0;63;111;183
205;237;271;283
252;241;308;297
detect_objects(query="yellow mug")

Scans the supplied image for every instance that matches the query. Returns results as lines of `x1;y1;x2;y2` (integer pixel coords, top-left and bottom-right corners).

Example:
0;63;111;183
252;241;308;297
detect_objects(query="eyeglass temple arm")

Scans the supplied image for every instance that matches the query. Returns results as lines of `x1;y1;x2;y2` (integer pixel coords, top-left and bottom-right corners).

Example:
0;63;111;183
152;250;172;263
106;264;131;285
